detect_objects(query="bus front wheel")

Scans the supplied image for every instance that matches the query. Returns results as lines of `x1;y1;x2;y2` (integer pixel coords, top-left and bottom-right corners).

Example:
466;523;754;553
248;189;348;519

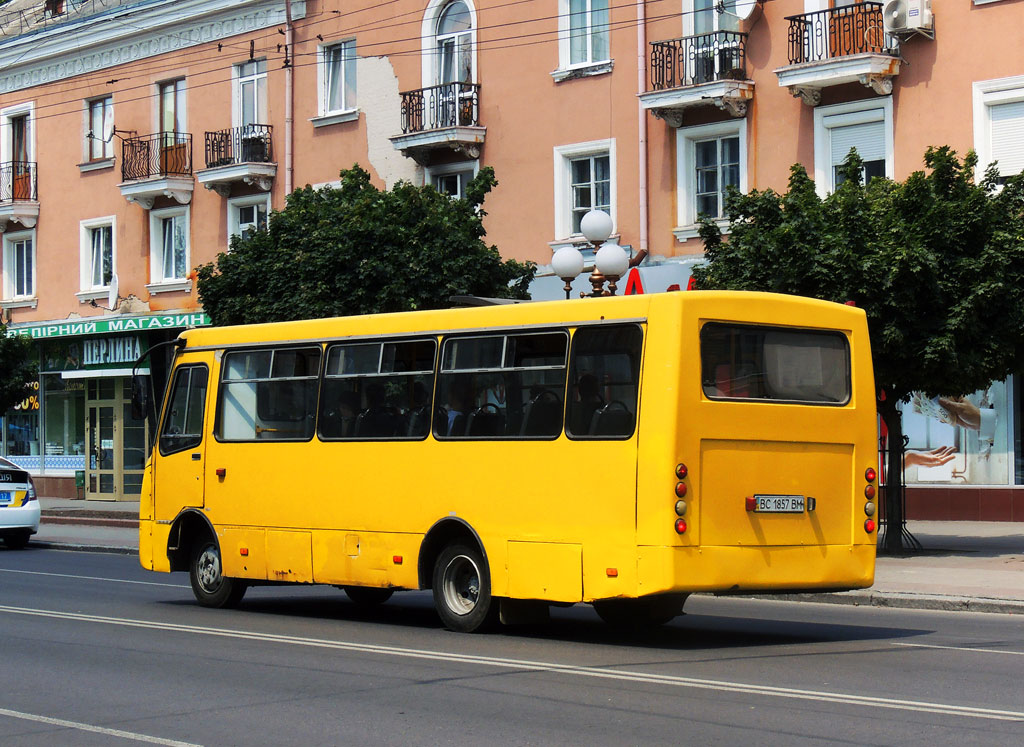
190;540;247;608
432;543;498;633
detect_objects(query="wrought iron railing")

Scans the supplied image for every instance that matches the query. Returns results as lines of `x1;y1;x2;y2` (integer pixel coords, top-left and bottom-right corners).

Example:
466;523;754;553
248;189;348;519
121;132;192;181
650;31;748;91
0;161;37;202
400;82;480;134
786;3;899;65
204;124;274;168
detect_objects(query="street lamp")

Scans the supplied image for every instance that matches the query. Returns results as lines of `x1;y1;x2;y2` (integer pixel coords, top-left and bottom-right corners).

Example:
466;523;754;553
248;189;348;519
551;209;642;298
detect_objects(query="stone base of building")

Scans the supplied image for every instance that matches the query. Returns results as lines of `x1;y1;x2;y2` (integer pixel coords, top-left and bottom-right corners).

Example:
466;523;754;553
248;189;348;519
906;486;1024;522
35;476;80;500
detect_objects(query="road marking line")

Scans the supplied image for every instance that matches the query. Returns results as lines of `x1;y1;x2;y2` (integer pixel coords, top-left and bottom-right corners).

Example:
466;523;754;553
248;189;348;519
2;604;1022;723
0;568;184;588
0;706;200;746
895;642;1024;657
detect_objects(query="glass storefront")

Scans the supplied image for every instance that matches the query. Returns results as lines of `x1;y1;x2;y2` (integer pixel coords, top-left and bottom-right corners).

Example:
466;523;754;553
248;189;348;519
42;374;86;467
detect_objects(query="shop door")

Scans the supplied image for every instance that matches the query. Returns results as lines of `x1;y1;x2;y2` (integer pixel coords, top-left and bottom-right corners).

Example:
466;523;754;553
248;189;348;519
85;378;149;501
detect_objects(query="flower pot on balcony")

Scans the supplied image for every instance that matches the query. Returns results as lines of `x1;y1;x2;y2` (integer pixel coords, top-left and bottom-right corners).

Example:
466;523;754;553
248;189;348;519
241;136;268;163
12;172;31;200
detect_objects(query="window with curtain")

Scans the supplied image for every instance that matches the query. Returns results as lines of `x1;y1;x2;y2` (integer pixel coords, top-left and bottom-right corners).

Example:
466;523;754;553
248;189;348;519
88;97;113;160
89;225;113;288
160;214;187;281
323;41;357;113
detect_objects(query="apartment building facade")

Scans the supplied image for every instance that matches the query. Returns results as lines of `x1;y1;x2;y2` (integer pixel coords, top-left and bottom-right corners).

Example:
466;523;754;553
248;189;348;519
0;0;1021;518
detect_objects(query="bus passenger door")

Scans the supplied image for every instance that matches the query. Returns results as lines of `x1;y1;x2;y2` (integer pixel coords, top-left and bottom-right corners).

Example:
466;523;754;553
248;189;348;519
154;364;209;520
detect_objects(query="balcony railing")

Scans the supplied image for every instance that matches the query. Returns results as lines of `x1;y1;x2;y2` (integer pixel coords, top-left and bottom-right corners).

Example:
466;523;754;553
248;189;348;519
785;3;898;65
121;132;193;181
400;82;480;134
0;162;37;202
650;31;748;91
204;124;273;168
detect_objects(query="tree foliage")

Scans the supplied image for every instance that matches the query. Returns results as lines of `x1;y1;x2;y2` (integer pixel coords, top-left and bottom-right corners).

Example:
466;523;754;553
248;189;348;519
0;324;37;413
692;147;1024;550
197;165;535;326
694;147;1024;403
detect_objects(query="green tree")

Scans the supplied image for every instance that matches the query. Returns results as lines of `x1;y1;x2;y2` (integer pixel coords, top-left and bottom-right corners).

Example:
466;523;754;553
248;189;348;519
692;147;1024;552
196;165;535;325
0;323;37;413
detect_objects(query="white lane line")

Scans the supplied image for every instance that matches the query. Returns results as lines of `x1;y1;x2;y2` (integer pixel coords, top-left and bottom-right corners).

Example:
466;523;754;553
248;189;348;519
2;605;1022;723
0;568;185;588
895;642;1024;657
0;706;201;746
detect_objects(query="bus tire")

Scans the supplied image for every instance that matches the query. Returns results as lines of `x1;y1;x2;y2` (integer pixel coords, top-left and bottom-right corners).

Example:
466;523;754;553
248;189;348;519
343;586;394;606
189;540;247;608
593;593;687;629
432;543;498;633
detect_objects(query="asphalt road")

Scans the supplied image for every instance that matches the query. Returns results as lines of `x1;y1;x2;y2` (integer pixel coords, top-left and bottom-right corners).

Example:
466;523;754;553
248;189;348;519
1;548;1022;746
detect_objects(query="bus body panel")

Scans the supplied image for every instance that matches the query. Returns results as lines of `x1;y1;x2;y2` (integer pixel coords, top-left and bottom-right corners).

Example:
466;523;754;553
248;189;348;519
506;541;582;602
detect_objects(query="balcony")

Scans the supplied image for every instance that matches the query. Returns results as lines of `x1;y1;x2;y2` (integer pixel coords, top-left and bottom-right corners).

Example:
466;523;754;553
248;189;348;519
774;3;901;106
196;124;277;197
638;31;753;125
389;83;485;165
0;161;39;230
118;132;194;209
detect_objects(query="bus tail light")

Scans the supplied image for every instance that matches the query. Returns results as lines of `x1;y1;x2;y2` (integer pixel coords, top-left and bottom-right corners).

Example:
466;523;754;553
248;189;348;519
675;500;687;516
745;496;756;512
675;482;687;498
865;467;876;482
865;519;876;533
674;519;687;534
864;484;876;499
675;463;688;479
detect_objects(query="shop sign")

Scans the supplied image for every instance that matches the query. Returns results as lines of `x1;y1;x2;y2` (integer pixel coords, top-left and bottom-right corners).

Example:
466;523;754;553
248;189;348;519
6;312;211;340
42;335;145;373
12;380;39;411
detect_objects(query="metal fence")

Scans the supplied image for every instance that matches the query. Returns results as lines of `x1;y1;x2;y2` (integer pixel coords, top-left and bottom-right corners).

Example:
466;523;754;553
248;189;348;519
0;161;37;202
121;132;192;181
650;31;748;91
204;124;273;168
400;82;480;134
785;2;899;65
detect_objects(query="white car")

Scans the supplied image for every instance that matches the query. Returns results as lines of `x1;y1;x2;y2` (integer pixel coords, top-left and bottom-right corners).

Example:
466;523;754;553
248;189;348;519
0;456;39;549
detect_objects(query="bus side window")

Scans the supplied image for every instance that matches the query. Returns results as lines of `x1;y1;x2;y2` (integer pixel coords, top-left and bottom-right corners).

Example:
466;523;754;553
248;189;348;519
566;325;642;439
159;365;209;455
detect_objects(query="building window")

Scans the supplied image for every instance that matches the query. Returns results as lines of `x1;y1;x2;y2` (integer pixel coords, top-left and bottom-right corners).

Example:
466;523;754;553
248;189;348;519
236;60;267;128
78;218;115;294
436;1;473;84
814;98;893;194
158;79;186;134
554;139;616;241
319;41;357;115
566;0;609;67
228;194;270;242
973;76;1024;185
86;97;113;161
3;230;35;300
149;207;190;289
675;120;747;238
426;162;478;199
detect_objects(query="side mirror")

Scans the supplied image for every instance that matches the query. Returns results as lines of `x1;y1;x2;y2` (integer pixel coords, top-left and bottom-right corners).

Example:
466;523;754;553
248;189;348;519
131;374;149;421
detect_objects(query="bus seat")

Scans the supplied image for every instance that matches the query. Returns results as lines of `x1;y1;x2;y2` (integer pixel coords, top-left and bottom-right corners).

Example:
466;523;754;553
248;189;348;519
466;406;505;437
589;402;634;437
520;391;562;437
354;408;399;437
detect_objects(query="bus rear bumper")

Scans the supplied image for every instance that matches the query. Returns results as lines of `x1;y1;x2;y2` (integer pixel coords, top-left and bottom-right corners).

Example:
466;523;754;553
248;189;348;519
636;543;876;597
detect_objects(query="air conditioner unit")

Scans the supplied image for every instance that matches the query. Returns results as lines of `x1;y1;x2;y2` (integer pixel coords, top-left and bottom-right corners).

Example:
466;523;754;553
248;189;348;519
883;0;934;35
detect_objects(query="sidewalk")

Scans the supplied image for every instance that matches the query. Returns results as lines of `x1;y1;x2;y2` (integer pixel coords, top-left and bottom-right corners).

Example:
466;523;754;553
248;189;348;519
28;498;1024;614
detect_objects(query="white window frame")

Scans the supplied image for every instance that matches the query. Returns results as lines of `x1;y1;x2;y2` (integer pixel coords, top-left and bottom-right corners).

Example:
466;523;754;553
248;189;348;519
233;59;267;129
77;216;117;301
554;0;612;80
147;206;191;293
311;41;359;128
553;139;616;244
84;96;114;164
813;97;893;196
425;160;479;199
973;75;1024;183
227;193;271;243
2;228;36;307
0;101;35;165
674;119;747;240
421;0;478;89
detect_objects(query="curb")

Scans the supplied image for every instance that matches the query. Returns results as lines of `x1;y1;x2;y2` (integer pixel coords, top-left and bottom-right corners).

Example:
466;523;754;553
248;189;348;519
41;516;138;529
29;540;136;556
727;591;1024;615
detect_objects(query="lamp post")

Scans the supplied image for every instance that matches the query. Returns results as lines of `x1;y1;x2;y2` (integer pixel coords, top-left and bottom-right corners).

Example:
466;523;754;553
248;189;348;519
551;209;644;298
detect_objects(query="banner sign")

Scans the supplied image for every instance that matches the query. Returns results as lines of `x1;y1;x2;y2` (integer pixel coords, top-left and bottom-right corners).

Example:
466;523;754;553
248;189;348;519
7;312;210;340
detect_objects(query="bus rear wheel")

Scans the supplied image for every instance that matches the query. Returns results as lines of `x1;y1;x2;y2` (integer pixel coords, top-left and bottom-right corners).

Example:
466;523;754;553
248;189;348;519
593;594;687;629
432;543;498;633
343;586;394;606
190;540;247;608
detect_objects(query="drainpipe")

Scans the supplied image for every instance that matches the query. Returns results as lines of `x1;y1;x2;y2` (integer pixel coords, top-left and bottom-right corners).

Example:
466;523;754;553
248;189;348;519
635;0;648;258
284;0;294;195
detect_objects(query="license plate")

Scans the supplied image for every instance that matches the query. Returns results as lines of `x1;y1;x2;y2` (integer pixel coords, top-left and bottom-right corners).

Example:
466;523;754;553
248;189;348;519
754;494;805;513
0;491;10;504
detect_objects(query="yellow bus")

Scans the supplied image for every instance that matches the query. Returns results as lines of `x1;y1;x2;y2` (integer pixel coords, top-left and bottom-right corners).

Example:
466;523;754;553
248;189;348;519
138;291;878;632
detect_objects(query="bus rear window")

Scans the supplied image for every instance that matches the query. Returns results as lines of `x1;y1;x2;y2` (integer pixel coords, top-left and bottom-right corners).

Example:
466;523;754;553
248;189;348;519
701;323;850;404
